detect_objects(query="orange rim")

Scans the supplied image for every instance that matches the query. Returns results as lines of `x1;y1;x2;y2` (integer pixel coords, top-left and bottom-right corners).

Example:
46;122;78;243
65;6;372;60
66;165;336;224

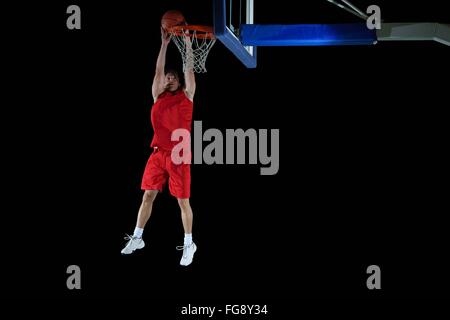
168;25;216;39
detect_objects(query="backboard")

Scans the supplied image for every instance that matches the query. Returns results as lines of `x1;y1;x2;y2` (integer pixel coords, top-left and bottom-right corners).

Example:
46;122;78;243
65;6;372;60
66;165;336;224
212;0;449;69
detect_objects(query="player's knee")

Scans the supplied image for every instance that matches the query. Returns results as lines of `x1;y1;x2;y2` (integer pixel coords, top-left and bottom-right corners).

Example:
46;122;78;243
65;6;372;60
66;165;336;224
143;190;157;204
177;198;190;210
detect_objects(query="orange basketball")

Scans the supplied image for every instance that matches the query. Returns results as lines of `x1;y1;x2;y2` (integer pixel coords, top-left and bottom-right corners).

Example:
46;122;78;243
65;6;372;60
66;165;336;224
161;10;186;30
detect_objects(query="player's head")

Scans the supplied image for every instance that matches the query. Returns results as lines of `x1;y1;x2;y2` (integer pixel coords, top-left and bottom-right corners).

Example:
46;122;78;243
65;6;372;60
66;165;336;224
164;69;184;92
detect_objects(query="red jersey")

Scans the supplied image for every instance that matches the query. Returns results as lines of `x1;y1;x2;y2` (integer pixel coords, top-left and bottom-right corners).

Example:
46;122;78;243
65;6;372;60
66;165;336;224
150;89;193;151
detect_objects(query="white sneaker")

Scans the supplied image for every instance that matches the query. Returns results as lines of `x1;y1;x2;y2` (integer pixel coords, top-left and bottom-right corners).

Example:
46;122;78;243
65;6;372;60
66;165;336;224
177;242;197;266
121;234;145;254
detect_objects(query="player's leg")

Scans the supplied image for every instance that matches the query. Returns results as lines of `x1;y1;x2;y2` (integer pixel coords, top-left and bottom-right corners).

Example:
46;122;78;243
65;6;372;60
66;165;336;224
121;190;158;255
136;190;159;229
178;198;193;234
176;198;197;266
121;190;159;255
168;160;196;265
122;150;167;255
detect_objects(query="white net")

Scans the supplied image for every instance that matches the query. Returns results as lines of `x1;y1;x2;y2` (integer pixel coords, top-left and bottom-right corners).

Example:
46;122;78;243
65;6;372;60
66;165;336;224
170;27;216;73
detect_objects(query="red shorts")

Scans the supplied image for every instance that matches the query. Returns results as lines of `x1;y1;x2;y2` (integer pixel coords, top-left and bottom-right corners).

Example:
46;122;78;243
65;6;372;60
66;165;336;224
141;147;191;199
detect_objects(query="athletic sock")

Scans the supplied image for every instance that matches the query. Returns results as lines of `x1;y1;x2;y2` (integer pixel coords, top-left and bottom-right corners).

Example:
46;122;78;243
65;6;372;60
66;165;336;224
133;227;144;239
184;233;193;246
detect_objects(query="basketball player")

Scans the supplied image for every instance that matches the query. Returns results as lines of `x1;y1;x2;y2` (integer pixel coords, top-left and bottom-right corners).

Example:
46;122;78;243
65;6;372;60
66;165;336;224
121;26;197;266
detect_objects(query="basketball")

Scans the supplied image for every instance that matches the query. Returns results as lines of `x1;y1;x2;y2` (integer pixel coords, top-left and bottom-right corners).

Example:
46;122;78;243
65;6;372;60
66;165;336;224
161;10;186;30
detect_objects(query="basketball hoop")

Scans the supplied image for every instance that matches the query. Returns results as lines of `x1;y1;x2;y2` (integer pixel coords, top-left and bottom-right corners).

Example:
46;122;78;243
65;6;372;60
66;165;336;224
168;25;216;73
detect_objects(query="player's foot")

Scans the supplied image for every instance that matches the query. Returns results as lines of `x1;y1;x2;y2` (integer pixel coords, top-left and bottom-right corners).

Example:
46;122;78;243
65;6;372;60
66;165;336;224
177;242;197;266
121;234;145;254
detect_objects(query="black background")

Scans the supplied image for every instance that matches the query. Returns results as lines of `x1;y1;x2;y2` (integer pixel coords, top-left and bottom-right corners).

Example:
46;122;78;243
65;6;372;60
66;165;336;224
3;0;449;305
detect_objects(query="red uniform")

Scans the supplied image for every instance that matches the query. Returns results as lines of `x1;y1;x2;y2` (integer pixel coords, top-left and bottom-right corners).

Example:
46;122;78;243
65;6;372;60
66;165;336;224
141;89;193;198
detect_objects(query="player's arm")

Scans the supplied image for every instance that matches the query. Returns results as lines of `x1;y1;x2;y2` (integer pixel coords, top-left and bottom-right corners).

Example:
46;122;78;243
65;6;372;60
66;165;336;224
183;34;196;102
152;27;171;102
